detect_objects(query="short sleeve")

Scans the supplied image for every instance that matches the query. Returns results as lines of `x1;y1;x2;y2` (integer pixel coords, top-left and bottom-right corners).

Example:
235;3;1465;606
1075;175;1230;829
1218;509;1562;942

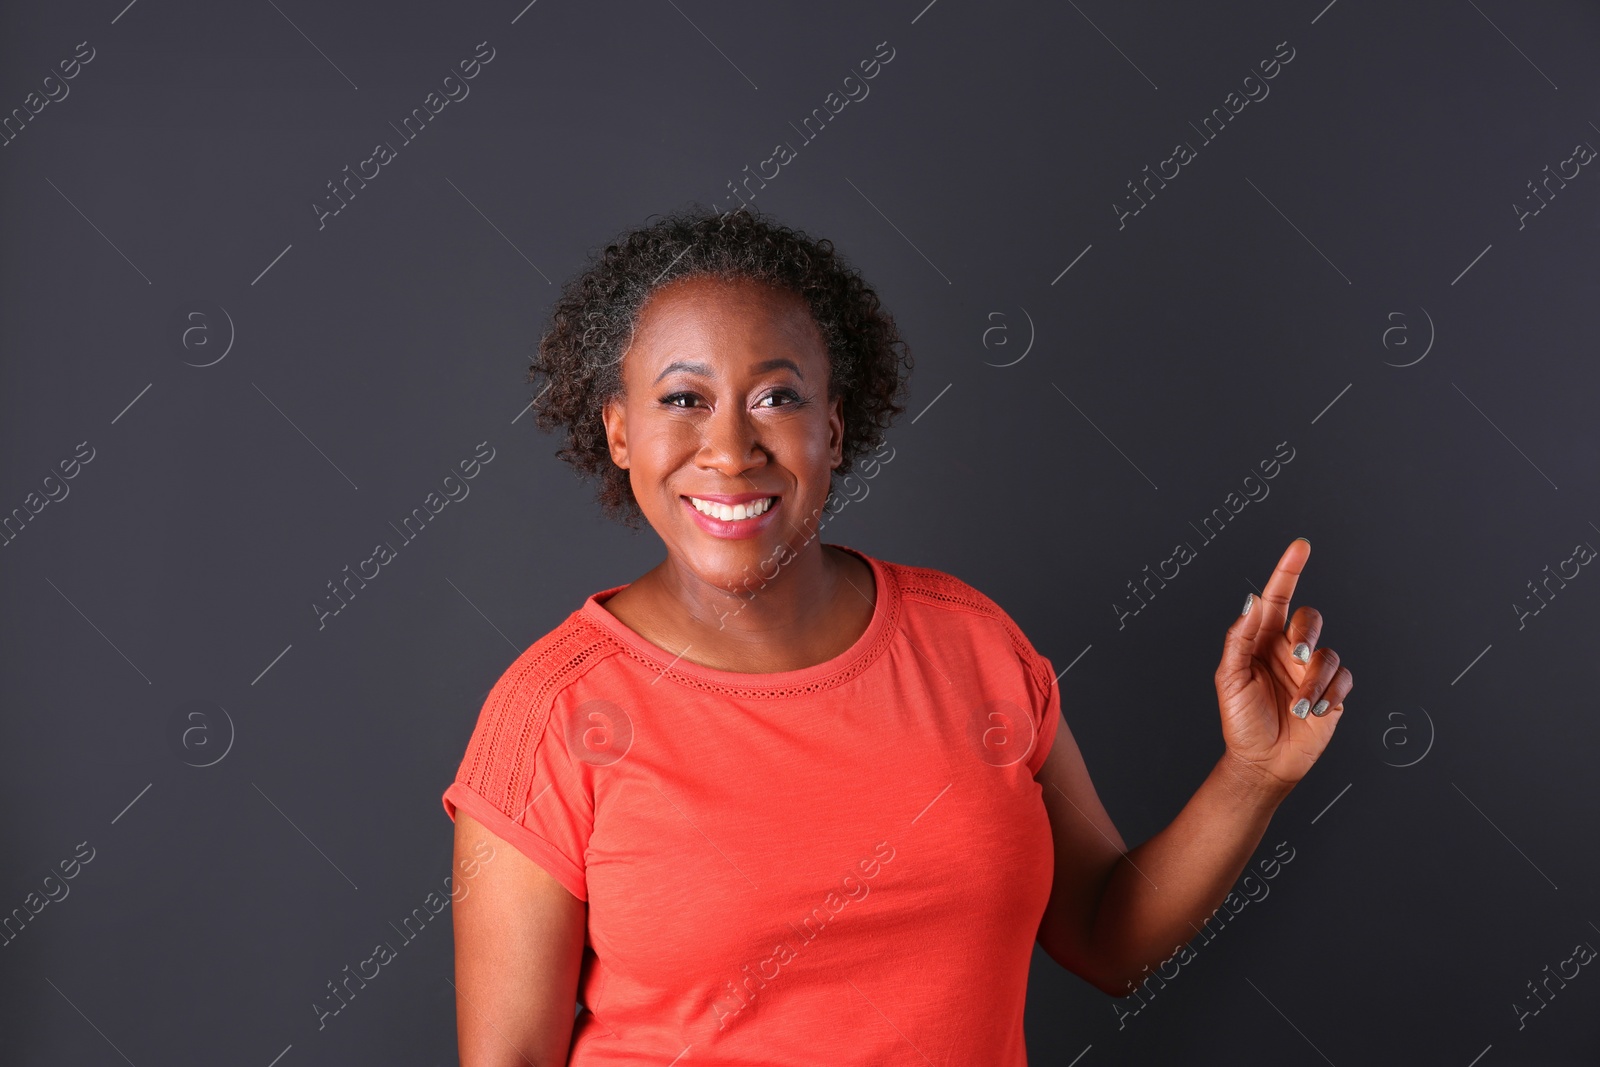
982;599;1060;778
930;568;1064;778
1022;646;1062;778
442;649;595;901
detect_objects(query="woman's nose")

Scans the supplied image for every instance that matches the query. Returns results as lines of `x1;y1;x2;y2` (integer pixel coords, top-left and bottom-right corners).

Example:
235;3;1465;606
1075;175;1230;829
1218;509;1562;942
697;405;764;473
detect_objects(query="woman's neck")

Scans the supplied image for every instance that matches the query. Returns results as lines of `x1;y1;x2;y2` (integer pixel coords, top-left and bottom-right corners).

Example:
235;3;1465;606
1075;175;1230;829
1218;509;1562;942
601;544;875;673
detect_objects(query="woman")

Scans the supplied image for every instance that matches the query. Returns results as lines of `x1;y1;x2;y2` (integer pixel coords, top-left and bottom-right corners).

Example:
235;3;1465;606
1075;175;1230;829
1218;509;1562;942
442;207;1352;1065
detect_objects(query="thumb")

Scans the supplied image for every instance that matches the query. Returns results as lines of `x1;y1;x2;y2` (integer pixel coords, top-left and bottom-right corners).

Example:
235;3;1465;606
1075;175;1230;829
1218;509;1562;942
1218;591;1266;687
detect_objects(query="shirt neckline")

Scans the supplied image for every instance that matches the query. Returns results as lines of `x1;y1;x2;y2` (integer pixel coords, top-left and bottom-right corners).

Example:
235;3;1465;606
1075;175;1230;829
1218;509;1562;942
577;543;897;694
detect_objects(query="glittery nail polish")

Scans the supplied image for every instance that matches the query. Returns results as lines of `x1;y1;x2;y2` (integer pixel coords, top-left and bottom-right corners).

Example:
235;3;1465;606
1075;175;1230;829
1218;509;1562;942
1292;642;1311;664
1311;699;1330;717
1240;593;1255;616
1292;698;1311;719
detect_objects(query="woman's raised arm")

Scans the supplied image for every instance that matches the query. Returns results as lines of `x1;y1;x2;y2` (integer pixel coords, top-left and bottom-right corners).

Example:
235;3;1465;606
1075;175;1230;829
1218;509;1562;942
1035;538;1352;995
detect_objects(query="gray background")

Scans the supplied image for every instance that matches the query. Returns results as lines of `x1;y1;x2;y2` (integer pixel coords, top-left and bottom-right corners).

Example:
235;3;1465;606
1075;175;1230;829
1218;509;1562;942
3;0;1599;1064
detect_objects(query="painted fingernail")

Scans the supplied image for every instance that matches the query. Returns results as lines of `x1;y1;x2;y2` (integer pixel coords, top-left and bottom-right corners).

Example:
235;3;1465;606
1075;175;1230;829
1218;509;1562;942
1311;699;1330;717
1292;698;1311;719
1292;642;1311;664
1295;536;1311;547
1240;593;1255;616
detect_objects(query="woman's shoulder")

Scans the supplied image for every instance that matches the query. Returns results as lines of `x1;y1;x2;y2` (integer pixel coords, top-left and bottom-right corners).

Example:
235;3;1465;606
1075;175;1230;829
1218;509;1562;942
874;553;1017;624
872;552;1052;676
479;602;628;718
448;605;629;801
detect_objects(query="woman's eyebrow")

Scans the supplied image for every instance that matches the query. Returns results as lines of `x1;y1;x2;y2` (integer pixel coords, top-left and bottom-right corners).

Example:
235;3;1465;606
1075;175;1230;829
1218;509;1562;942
652;357;804;383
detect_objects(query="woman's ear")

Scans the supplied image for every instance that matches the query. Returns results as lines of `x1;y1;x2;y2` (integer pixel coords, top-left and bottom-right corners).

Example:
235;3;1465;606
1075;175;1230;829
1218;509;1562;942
828;393;845;469
601;396;630;469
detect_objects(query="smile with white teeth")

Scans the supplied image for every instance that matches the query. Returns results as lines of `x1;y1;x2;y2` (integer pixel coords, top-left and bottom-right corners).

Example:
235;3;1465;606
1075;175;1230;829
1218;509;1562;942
688;496;776;521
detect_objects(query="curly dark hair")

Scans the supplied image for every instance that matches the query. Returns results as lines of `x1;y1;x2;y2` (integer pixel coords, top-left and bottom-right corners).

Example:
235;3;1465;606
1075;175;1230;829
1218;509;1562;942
526;204;914;529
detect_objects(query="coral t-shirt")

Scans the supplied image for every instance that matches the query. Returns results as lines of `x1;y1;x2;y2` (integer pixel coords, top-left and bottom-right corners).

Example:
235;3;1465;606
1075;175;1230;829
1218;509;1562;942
442;543;1062;1066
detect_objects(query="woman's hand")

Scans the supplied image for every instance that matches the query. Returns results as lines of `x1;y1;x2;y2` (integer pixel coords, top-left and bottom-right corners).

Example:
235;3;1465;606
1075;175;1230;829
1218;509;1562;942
1214;537;1354;793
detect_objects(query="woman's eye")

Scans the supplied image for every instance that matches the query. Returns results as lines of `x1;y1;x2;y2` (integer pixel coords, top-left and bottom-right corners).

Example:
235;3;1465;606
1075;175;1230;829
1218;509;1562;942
659;388;800;409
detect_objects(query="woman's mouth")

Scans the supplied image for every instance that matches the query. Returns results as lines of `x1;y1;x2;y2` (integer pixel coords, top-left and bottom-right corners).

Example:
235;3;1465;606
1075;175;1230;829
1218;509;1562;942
681;494;781;539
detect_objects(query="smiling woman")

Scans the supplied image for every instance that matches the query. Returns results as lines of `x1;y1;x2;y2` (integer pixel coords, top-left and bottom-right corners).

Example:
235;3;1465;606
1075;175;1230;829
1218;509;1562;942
440;206;1354;1067
530;208;910;533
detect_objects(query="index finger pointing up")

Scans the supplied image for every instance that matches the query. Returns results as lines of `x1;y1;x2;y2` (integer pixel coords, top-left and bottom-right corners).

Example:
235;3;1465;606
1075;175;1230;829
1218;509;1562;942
1255;537;1312;640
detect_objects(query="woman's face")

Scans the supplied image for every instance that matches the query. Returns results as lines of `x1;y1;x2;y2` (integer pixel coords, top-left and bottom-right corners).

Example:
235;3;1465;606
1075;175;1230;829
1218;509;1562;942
601;274;844;592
